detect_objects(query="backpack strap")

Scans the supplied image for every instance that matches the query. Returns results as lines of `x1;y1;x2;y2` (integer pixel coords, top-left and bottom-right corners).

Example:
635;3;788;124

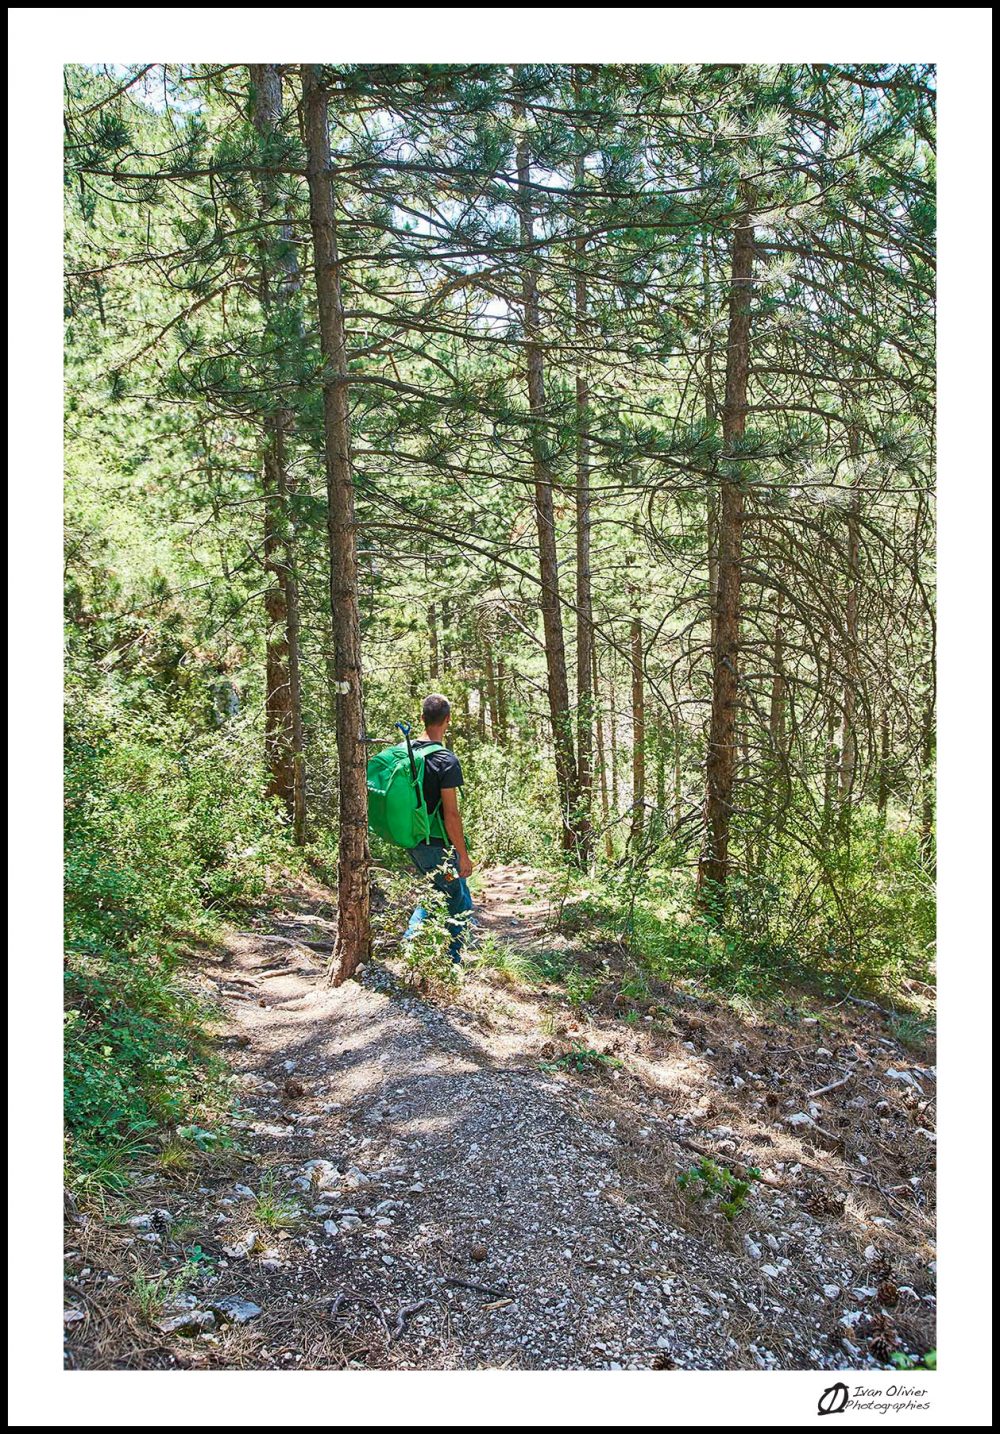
396;726;446;828
409;739;446;836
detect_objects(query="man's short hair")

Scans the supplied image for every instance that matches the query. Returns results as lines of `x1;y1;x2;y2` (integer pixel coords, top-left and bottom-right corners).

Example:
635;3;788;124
422;693;451;726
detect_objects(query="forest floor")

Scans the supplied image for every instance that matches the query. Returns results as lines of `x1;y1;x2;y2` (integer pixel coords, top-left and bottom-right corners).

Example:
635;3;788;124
64;865;937;1372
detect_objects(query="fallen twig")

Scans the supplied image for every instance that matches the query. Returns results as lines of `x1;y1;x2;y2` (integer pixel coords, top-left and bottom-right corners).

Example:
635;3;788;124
841;993;895;1019
808;1070;854;1099
444;1276;513;1301
391;1299;432;1339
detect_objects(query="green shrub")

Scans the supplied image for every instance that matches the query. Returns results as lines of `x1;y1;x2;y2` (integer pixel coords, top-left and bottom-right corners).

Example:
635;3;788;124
64;681;286;1189
678;1157;760;1221
557;809;934;1004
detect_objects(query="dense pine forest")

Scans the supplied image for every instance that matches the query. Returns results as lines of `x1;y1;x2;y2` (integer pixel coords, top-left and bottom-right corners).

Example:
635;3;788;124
63;63;937;1373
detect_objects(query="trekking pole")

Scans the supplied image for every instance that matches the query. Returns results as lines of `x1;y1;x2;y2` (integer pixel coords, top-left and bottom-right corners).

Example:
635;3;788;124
395;721;422;799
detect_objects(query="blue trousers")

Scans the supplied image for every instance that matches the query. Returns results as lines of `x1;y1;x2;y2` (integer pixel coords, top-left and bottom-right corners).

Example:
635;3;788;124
404;841;473;963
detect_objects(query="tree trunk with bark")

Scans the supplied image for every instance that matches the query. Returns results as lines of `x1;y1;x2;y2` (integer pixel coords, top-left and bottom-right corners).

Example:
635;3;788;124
592;645;615;860
250;64;306;842
877;711;890;821
482;632;503;742
698;192;754;905
630;613;646;847
427;601;440;682
573;68;594;865
303;64;370;983
514;92;580;854
496;655;509;742
838;432;862;825
919;685;935;871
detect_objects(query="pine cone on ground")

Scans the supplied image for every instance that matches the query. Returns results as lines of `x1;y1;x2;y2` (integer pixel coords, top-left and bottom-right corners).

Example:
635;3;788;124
870;1252;894;1283
806;1190;845;1216
877;1279;900;1308
867;1312;898;1363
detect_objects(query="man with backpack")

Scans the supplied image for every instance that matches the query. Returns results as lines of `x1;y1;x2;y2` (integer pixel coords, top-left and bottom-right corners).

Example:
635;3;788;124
402;693;473;963
366;693;474;963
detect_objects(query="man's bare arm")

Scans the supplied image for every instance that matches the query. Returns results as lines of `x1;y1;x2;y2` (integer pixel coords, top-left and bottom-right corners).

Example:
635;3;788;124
440;787;473;878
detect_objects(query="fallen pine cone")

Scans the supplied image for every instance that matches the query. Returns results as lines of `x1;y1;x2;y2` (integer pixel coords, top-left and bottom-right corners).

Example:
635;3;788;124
866;1312;898;1363
870;1252;894;1282
469;1244;488;1262
877;1279;900;1309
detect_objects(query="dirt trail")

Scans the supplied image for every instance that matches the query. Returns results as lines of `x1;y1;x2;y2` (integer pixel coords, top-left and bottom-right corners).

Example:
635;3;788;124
64;866;936;1371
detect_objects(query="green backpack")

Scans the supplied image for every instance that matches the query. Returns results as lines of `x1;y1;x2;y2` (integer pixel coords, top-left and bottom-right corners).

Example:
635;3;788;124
366;722;447;848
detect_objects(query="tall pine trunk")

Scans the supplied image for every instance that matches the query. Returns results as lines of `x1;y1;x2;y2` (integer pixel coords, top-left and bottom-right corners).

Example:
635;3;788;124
838;440;861;824
877;711;891;822
250;64;306;843
573;68;594;865
698;192;754;905
427;602;440;682
766;588;788;842
919;682;935;871
482;633;503;742
592;645;615;860
630;612;646;847
514;91;579;854
303;65;370;983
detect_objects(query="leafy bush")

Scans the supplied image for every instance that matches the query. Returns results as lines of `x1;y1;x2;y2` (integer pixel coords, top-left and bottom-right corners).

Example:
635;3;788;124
557;810;935;1004
64;680;287;1188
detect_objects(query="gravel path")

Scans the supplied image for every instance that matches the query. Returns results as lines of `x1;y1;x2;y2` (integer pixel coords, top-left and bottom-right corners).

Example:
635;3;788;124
64;867;937;1371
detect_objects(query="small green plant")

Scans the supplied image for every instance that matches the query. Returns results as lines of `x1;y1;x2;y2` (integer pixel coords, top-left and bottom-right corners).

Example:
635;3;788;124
889;1348;936;1371
533;950;571;983
169;1217;201;1242
156;1138;196;1174
473;933;540;985
539;1009;560;1038
183;1243;215;1274
131;1266;193;1324
65;1127;153;1205
618;973;651;1003
564;965;602;1008
397;883;463;993
677;1157;760;1221
175;1124;220;1150
253;1173;301;1230
540;1043;622;1076
889;1013;934;1051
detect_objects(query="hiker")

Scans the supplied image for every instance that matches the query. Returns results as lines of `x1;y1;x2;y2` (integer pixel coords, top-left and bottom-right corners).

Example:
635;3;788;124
401;694;474;963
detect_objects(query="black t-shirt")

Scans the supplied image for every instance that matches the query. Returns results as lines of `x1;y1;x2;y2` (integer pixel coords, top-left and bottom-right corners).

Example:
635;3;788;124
411;740;463;834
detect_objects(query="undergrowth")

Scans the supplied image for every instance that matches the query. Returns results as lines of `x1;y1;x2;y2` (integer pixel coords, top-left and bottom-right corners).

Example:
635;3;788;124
64;676;290;1195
